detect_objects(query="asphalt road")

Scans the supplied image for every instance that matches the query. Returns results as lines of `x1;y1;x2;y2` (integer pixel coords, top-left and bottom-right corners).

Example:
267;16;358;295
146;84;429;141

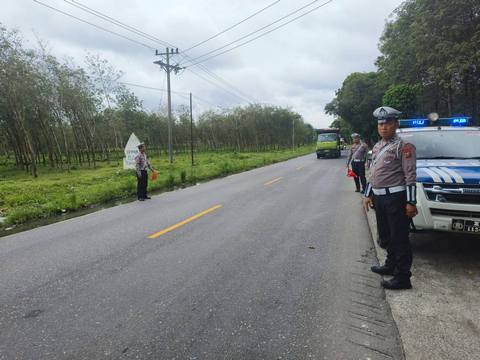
0;154;404;360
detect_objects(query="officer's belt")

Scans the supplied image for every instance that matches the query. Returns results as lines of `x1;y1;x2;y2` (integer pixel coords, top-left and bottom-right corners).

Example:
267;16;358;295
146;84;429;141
352;159;364;162
372;185;406;195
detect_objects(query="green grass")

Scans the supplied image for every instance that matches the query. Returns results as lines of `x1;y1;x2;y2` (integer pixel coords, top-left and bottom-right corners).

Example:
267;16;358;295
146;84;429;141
0;146;315;227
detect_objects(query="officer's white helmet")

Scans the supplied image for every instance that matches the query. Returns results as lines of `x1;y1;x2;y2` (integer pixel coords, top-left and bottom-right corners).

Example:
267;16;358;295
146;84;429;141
373;106;402;122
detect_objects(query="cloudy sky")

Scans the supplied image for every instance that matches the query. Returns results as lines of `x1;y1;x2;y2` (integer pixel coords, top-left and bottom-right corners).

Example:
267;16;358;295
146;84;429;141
2;0;403;128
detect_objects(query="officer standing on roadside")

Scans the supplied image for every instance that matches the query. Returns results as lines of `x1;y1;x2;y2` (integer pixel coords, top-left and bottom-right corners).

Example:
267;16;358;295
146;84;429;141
346;133;369;193
362;106;418;290
135;143;154;201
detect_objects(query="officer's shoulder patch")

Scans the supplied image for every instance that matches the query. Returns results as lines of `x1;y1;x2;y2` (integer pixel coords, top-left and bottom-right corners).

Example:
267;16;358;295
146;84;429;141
402;143;413;158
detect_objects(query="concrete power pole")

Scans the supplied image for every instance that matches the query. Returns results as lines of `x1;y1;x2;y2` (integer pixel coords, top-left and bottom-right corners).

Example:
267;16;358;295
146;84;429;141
154;48;183;164
190;92;194;166
292;117;295;151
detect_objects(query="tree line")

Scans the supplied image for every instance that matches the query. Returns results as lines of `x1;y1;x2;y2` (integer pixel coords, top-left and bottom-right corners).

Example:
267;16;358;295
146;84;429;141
0;24;314;177
326;0;479;143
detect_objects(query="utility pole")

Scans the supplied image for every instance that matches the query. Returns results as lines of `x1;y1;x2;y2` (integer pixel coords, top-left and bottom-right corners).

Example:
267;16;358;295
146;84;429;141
235;115;240;152
292;117;295;151
190;92;194;166
154;48;183;164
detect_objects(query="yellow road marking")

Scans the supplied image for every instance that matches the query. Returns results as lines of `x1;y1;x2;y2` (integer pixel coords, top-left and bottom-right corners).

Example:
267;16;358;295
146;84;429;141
296;165;305;170
264;177;283;186
148;205;222;239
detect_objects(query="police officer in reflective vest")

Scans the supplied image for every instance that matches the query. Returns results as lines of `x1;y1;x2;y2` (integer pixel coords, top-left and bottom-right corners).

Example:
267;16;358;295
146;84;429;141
362;106;418;290
346;133;368;193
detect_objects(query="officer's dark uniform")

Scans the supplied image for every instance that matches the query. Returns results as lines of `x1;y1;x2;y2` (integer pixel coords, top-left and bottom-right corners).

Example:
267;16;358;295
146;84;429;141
346;133;368;192
364;107;417;289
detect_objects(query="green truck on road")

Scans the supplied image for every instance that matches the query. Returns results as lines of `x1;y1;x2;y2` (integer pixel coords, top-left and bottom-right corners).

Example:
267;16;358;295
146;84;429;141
316;128;341;159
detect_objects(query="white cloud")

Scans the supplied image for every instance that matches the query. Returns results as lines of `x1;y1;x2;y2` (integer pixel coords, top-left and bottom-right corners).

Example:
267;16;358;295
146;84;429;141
2;0;403;128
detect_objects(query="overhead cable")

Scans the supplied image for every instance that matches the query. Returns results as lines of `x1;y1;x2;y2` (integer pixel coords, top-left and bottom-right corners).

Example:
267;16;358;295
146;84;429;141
35;0;257;104
119;81;189;95
67;0;255;103
187;68;252;104
183;0;333;66
183;0;281;53
33;0;155;50
67;0;173;48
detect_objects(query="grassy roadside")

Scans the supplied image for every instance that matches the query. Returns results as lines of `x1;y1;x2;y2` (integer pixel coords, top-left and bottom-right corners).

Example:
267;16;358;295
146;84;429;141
0;146;315;228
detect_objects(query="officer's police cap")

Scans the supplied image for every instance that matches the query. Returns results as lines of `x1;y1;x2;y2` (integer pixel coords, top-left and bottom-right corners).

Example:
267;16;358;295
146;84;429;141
137;143;145;149
351;133;361;139
373;106;402;123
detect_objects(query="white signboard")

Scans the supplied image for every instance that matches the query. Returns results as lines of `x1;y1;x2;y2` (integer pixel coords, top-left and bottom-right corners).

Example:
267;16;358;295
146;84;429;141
123;133;141;170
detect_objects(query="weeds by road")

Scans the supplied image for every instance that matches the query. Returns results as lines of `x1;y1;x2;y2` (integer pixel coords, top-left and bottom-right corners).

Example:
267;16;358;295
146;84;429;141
0;147;314;227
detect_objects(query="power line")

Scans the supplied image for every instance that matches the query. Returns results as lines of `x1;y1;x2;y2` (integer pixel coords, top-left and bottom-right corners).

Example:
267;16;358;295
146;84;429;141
187;68;253;104
36;0;258;104
185;0;327;64
119;81;189;95
33;0;155;50
196;63;257;103
120;81;222;109
65;0;173;48
65;0;255;104
193;95;223;109
183;0;281;53
183;0;333;66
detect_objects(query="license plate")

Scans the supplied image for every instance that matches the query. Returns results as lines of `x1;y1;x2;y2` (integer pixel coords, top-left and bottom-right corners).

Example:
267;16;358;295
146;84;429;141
452;219;480;233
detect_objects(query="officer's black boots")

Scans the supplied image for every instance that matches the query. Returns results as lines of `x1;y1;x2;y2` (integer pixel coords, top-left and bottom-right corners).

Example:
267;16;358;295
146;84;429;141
370;265;395;275
381;278;412;290
377;237;389;249
371;265;412;290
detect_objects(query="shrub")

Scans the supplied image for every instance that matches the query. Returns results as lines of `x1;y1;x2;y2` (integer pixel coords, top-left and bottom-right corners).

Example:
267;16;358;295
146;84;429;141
166;173;175;189
219;162;232;176
180;170;187;184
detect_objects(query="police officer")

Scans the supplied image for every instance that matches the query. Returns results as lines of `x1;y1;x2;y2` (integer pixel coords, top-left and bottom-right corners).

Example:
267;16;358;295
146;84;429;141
362;106;418;290
135;143;154;201
346;133;368;193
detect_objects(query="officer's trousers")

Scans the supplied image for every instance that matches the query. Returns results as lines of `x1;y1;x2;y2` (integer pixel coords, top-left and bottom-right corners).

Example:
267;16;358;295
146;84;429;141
373;191;412;279
351;161;367;191
137;170;148;199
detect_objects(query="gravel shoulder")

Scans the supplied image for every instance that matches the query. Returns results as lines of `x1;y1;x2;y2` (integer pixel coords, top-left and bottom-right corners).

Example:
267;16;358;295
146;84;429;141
364;206;480;360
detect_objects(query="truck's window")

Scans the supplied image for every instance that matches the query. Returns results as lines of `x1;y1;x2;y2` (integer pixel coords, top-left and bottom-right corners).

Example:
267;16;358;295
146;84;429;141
318;134;337;142
399;130;480;159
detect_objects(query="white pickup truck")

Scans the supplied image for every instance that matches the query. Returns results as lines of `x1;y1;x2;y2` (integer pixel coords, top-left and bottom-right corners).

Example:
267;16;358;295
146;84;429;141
397;117;480;234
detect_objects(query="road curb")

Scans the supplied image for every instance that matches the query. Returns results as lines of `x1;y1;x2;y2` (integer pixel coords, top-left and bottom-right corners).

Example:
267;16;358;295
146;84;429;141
363;207;386;265
363;203;480;360
363;207;408;359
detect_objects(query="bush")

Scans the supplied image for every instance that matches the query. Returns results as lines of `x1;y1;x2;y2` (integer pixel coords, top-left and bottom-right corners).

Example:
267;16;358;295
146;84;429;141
180;170;187;184
7;206;44;225
68;193;78;210
166;173;175;189
219;162;232;176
